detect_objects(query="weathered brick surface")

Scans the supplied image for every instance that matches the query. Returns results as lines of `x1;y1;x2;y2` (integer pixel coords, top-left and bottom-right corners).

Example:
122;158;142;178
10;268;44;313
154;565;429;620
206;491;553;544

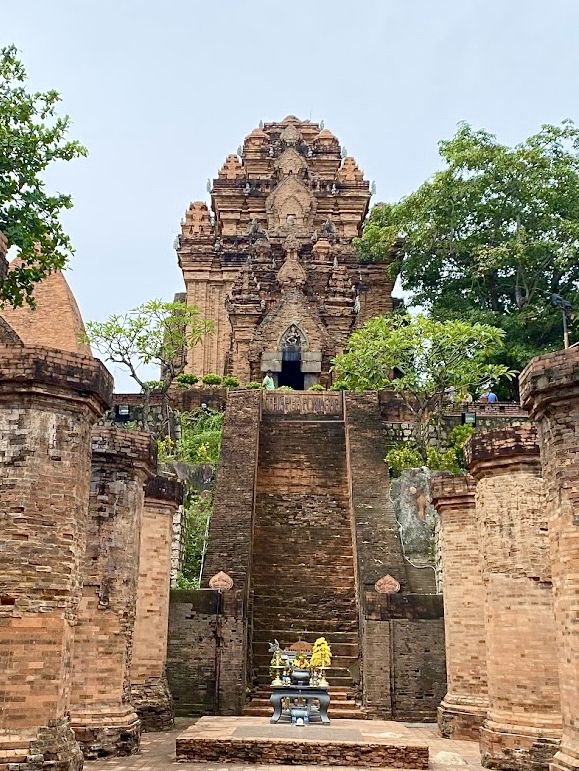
201;390;261;594
344;393;409;593
250;408;360;698
130;475;183;731
166;590;246;716
0;259;91;356
70;427;156;759
363;593;446;721
0;343;112;771
520;348;579;771
431;473;488;740
466;427;561;771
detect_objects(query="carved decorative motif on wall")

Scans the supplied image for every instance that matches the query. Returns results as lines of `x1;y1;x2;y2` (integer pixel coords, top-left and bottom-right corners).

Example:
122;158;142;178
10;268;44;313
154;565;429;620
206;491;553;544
274;148;307;178
374;575;401;594
266;176;316;236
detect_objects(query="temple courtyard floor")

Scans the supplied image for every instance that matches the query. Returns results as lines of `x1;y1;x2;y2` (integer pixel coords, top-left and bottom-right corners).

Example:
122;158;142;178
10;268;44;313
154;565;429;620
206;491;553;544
89;718;485;771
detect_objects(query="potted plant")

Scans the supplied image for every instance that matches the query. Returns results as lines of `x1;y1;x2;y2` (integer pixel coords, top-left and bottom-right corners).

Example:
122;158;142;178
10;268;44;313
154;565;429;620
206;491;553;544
310;637;332;687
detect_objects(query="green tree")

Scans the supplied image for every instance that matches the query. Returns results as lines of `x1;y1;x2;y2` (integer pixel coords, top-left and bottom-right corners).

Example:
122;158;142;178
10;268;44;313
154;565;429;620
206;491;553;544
0;45;88;307
85;299;212;430
333;313;512;457
355;122;579;382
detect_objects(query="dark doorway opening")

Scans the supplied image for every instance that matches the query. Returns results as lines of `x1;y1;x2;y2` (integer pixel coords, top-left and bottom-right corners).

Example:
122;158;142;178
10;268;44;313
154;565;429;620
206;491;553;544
278;360;304;390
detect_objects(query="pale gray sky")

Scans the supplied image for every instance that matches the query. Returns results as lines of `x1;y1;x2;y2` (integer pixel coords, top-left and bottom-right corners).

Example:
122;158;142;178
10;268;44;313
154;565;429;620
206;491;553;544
3;0;578;389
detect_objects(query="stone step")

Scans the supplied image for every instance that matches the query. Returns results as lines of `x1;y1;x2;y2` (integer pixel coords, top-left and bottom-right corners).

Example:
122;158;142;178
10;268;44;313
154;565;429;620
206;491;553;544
252;641;359;658
252;618;359;633
242;704;367;720
175;718;430;768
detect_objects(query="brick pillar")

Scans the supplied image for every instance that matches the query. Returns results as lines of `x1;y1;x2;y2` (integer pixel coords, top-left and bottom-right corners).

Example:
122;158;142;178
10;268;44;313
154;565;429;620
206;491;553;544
431;473;488;740
0;344;112;771
520;349;579;771
70;427;156;759
130;474;183;731
465;427;561;771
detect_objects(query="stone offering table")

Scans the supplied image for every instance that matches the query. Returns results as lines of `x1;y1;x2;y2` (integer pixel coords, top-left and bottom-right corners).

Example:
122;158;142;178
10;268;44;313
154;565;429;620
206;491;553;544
270;685;330;724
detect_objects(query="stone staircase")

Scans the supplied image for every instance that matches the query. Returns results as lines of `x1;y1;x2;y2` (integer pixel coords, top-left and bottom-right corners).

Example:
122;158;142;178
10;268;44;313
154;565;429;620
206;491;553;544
244;410;365;719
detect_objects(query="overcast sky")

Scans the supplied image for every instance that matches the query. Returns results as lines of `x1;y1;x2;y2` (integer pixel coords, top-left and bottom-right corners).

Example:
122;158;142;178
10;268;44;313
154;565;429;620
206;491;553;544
3;0;579;389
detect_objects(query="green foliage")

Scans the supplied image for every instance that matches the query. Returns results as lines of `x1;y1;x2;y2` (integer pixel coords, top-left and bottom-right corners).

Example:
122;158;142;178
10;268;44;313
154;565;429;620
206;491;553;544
448;423;476;468
330;380;349;391
0;45;88;307
202;373;222;385
356;121;579;373
85;299;212;395
308;383;325;391
385;445;423;475
222;375;240;388
245;381;262;389
385;424;476;475
142;379;163;392
425;446;462;474
277;385;294;391
175;572;198;590
174;373;199;386
158;408;224;466
179;489;213;586
335;313;512;454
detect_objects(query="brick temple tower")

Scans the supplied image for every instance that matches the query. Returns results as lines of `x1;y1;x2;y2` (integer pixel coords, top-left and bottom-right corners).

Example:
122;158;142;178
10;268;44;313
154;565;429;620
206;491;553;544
176;116;395;387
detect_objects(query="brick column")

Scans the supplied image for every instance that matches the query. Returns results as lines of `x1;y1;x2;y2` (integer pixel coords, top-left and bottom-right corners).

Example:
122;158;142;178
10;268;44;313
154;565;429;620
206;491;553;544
431;473;488;740
70;427;156;759
465;427;561;771
0;344;112;771
130;474;183;731
520;349;579;771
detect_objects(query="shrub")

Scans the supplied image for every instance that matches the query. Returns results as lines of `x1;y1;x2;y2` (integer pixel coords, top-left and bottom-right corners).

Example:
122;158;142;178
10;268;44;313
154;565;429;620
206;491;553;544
175;373;199;386
245;381;262;389
308;383;325;392
330;380;348;391
426;446;461;474
175;572;199;590
277;385;294;391
142;379;163;392
202;373;223;385
385;445;423;476
222;375;240;388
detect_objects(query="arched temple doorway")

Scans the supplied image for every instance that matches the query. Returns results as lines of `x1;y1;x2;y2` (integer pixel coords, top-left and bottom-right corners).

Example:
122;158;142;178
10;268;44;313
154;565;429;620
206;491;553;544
278;324;305;390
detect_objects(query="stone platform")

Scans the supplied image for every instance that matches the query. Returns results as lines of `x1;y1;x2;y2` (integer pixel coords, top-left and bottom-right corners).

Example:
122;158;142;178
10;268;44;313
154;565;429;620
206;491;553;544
175;717;429;768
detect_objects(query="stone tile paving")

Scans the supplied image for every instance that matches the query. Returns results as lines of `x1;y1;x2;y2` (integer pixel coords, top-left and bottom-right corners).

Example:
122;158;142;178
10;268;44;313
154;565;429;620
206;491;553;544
88;719;485;771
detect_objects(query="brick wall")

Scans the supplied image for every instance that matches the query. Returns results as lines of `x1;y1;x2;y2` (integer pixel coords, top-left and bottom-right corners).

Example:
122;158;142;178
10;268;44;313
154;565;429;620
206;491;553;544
70;427;156;760
166;589;245;716
0;342;111;770
520;348;579;771
201;390;261;594
130;475;183;731
344;393;446;721
431;473;488;740
344;393;408;593
363;593;446;721
466;427;561;771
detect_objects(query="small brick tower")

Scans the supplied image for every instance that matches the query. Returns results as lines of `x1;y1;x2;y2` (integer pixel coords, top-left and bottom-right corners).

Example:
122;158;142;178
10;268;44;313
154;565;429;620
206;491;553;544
0;338;112;770
131;474;184;731
70;427;157;759
431;473;488;741
520;348;579;771
466;427;561;771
